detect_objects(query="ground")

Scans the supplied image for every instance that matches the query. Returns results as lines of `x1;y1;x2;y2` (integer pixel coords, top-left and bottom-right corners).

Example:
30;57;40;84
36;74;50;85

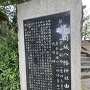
81;78;90;90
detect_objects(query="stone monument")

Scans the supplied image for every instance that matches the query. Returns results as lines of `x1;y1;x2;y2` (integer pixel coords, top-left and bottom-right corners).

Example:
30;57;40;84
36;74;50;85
17;0;82;90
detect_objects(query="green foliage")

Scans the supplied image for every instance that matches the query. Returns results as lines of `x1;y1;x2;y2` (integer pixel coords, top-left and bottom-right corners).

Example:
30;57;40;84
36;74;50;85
0;9;20;89
0;0;32;90
0;27;20;90
82;9;90;40
0;0;22;89
82;15;90;40
0;0;24;6
0;12;9;21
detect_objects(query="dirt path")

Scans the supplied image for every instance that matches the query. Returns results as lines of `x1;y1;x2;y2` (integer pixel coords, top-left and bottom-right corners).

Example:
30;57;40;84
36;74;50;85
81;78;90;90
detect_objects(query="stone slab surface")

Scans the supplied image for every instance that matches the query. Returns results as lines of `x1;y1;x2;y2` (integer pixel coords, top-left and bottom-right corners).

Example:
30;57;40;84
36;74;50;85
17;0;82;90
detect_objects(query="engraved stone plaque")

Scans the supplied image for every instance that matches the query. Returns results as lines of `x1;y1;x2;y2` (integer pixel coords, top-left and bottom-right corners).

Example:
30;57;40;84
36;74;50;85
23;11;71;90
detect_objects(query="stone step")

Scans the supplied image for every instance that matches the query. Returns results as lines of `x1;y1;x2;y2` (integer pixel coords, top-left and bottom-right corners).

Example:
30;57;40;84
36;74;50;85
81;72;90;75
81;72;90;79
81;62;90;66
81;68;90;72
81;57;90;61
81;54;87;57
81;56;90;79
81;65;90;68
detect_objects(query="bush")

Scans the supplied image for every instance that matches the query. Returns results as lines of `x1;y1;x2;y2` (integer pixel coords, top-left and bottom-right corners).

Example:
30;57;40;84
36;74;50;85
0;28;20;90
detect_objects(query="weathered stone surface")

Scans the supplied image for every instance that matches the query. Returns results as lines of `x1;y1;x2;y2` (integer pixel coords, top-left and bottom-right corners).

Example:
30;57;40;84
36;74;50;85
17;0;82;90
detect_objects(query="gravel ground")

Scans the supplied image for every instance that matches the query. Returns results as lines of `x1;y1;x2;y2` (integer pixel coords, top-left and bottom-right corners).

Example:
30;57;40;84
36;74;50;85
81;78;90;90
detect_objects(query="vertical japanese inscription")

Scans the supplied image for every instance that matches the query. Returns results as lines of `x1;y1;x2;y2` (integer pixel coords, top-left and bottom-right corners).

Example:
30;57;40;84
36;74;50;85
23;11;71;90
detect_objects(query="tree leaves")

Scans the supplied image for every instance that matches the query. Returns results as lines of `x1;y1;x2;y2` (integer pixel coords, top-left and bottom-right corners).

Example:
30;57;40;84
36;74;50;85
0;12;9;21
82;10;90;40
0;0;24;6
0;37;20;90
0;0;29;89
0;20;20;90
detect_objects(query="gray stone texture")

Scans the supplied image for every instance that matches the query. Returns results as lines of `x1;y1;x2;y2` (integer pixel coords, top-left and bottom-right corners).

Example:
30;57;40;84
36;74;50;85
17;0;82;90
